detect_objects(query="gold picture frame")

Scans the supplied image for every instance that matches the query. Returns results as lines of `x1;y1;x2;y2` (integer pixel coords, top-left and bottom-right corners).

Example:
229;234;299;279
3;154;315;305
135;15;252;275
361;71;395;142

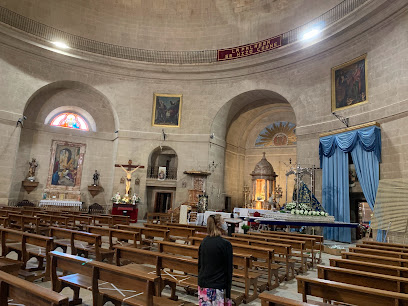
152;93;182;127
331;54;367;112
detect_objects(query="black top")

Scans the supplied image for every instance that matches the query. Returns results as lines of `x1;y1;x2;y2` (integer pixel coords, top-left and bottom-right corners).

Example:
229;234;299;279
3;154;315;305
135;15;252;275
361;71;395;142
198;235;233;298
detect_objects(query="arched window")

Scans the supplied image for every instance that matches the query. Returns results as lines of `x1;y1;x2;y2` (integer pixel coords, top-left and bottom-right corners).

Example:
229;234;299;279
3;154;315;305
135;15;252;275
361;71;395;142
50;112;89;131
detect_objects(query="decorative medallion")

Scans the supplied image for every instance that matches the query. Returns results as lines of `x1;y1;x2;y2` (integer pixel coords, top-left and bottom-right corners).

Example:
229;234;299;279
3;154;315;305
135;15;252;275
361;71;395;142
255;121;296;147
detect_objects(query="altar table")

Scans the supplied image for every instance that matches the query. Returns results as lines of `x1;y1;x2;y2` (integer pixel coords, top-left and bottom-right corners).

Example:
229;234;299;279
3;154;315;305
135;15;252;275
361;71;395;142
112;204;138;223
192;211;234;226
39;200;82;211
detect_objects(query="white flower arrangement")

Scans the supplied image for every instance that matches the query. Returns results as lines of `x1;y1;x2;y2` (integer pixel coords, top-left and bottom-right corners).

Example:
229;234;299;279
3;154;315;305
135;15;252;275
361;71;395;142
290;209;329;217
285;202;297;210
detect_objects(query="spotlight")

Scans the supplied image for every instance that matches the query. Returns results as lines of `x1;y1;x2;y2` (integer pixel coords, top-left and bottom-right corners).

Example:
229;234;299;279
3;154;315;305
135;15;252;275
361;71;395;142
52;41;70;49
16;116;27;128
301;22;324;41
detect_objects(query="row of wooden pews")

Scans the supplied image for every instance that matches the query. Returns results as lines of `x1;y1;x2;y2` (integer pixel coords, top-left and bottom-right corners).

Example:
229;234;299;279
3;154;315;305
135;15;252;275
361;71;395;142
260;239;408;305
0;207;197;305
142;222;328;304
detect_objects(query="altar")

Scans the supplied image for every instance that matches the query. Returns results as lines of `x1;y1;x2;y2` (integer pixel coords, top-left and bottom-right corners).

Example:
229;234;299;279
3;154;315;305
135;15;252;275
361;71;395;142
112;204;138;223
39;200;82;211
191;211;233;226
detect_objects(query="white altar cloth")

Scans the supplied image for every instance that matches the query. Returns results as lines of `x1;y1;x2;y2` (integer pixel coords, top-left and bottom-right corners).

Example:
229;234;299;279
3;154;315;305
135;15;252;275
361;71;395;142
39;200;82;210
233;208;275;217
191;211;234;226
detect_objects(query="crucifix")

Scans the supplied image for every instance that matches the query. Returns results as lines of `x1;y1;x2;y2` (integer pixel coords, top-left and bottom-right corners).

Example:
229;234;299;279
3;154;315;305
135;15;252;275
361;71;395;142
114;160;144;196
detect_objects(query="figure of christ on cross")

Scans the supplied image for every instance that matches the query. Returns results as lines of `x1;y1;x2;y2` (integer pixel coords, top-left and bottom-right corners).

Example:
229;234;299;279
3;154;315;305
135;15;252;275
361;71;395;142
114;160;144;196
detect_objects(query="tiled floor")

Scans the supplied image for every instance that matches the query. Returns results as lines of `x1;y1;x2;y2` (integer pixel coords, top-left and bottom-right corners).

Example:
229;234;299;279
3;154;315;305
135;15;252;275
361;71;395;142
2;223;354;305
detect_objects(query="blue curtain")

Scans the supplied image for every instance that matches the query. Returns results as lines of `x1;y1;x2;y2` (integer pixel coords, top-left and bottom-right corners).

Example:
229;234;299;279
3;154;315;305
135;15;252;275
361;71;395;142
319;126;381;242
322;148;351;242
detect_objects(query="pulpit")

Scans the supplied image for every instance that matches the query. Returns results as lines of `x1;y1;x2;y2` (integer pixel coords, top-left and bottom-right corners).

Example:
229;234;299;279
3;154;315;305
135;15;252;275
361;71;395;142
111;204;138;223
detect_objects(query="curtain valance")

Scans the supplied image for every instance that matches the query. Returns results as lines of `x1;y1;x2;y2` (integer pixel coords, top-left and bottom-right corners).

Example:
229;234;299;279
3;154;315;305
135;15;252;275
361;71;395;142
319;126;381;167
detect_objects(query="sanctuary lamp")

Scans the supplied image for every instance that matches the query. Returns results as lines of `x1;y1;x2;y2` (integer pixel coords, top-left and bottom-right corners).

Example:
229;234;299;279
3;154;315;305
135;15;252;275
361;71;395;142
250;152;277;210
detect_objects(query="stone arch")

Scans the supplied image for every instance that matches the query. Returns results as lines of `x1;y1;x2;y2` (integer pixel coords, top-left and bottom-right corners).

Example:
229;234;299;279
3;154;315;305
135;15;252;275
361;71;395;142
147;146;178;180
23;80;118;132
209;89;297;209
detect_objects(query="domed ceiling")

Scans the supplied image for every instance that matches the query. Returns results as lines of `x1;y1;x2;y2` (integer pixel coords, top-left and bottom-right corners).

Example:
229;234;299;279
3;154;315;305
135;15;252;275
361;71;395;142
1;0;342;51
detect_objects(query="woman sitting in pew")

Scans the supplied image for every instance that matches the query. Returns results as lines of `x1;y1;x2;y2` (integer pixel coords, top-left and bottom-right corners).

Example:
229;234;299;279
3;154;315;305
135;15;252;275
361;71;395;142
198;214;233;306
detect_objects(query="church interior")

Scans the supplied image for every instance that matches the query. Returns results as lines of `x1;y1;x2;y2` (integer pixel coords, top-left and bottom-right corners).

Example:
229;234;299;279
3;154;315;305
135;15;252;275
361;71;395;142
0;0;408;305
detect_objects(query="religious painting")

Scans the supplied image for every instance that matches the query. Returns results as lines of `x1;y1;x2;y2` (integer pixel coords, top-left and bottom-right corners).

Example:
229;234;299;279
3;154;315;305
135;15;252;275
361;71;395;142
332;54;367;111
158;166;166;181
46;140;86;191
255;122;296;147
152;93;182;127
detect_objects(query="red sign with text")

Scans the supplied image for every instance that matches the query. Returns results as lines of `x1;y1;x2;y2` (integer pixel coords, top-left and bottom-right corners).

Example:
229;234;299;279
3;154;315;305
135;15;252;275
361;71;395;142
217;35;282;61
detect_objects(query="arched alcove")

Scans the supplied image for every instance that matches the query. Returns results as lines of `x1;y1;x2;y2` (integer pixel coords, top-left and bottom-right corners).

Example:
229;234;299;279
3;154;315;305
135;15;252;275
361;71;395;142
147;146;178;180
211;89;297;209
11;81;117;208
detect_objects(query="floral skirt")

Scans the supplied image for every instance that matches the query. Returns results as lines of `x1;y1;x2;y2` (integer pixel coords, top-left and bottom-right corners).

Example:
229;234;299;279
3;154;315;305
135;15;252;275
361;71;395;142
198;286;232;306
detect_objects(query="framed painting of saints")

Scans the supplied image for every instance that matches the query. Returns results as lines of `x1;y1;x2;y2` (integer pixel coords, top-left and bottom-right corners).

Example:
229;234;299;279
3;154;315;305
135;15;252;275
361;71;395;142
46;140;86;191
332;54;367;111
152;93;182;127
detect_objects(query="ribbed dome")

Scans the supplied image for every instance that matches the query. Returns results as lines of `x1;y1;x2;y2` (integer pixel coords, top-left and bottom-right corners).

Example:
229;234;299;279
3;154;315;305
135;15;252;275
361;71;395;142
251;152;276;178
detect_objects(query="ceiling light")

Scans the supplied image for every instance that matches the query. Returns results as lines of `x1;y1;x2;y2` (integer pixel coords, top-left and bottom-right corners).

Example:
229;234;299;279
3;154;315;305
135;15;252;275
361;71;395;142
301;22;324;41
52;41;70;49
302;29;320;40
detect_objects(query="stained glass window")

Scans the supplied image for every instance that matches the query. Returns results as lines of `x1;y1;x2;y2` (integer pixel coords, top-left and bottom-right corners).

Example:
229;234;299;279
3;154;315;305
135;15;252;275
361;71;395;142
50;113;89;131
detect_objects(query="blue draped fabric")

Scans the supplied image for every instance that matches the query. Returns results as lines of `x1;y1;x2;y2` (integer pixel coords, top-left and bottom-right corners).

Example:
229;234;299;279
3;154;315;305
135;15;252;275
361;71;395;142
319;126;381;167
350;141;380;211
319;126;381;242
322;148;351;242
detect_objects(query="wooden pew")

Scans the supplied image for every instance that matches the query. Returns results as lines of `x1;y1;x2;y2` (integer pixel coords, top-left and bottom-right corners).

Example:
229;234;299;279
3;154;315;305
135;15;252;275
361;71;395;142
147;212;174;224
0;216;8;227
259;292;329;306
330;257;408;278
363;240;408;249
144;223;196;241
297;276;408;305
156;240;260;302
193;236;294;281
37;214;71;234
1;228;53;281
356;242;408;253
350;246;408;259
115;246;207;305
341;251;408;267
317;265;408;293
233;233;308;273
0;270;69;306
186;236;280;289
92;215;113;227
70;215;92;230
49;227;113;263
50;250;182;306
8;213;40;233
191;235;293;281
87;225;140;249
258;230;323;265
111;215;130;225
116;224;170;245
166;222;207;233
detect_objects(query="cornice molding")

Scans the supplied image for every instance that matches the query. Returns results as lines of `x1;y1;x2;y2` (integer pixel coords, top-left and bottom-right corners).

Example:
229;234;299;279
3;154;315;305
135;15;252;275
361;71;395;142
0;0;406;81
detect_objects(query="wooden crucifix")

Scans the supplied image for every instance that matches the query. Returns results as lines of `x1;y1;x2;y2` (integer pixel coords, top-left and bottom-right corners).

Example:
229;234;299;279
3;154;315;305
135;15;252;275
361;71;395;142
114;160;144;195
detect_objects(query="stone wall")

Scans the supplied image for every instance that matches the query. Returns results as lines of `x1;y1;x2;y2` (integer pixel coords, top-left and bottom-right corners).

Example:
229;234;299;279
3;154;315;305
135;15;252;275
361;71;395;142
0;1;406;218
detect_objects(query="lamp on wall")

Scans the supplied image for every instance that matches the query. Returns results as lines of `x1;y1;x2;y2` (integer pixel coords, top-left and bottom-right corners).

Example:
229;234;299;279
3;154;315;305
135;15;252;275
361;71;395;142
208;161;219;172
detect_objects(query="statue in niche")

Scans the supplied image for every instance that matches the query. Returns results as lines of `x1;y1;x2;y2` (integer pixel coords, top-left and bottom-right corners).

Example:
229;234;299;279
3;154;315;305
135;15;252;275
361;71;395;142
93;170;100;186
27;158;38;181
